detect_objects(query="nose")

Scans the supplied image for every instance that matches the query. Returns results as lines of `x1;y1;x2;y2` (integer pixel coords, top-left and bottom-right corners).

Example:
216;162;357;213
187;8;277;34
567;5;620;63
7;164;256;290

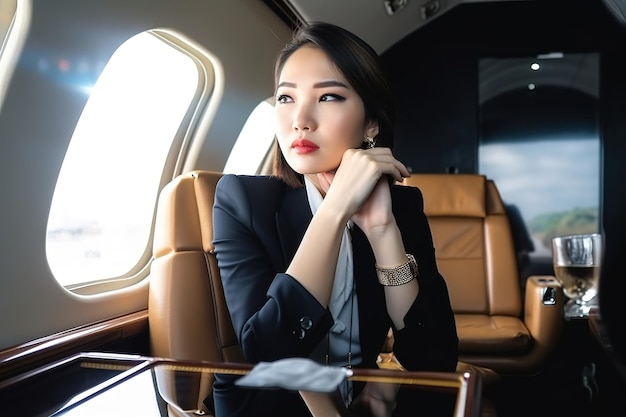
292;102;316;132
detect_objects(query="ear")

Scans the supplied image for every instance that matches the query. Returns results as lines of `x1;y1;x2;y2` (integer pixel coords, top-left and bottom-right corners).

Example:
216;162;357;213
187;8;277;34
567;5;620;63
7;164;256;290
365;121;379;138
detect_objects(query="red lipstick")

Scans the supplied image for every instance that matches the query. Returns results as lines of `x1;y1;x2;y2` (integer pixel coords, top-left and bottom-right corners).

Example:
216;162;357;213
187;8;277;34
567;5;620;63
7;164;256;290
291;139;319;154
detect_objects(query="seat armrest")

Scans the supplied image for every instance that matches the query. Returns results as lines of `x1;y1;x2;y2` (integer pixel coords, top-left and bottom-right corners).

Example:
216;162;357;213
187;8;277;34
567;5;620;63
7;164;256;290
523;275;564;364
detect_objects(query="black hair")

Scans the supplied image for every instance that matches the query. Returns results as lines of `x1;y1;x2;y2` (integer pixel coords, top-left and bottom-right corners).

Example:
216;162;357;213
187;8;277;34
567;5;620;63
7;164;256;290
272;22;396;188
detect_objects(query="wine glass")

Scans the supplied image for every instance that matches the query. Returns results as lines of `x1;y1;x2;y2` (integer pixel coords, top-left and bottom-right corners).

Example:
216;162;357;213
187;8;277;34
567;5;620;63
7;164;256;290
551;233;602;319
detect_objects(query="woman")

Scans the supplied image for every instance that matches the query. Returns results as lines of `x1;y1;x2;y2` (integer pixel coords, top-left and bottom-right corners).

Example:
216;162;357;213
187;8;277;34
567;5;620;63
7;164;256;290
212;22;458;416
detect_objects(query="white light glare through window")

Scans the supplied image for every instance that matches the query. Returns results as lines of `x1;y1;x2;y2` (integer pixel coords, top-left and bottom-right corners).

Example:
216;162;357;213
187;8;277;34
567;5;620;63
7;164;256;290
46;32;199;286
223;99;275;175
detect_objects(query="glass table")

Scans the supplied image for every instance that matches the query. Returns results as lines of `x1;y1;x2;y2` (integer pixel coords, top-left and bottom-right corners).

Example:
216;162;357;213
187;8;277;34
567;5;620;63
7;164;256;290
0;352;481;417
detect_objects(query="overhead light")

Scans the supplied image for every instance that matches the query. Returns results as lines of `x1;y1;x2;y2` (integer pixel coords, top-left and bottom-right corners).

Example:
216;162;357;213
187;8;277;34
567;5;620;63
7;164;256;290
384;0;408;16
421;0;440;20
537;52;564;59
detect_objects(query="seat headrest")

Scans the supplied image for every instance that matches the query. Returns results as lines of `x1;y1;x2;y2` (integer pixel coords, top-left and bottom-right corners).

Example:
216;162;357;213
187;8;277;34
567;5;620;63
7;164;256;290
153;170;223;258
402;174;487;217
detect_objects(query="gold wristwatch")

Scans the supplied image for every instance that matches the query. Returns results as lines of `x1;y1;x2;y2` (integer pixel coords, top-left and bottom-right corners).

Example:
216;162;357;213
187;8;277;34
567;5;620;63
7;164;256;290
375;254;418;286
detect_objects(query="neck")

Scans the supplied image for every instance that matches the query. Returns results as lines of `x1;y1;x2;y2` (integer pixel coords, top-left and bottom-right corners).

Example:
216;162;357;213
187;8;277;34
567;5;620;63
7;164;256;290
304;174;326;197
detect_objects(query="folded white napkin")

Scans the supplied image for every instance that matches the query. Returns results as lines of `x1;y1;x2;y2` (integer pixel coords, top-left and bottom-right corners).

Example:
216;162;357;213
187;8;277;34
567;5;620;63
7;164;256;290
235;358;352;392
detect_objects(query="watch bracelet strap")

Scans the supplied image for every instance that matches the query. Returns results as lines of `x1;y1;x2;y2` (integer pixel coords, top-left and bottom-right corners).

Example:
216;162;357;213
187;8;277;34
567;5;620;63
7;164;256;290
375;254;418;286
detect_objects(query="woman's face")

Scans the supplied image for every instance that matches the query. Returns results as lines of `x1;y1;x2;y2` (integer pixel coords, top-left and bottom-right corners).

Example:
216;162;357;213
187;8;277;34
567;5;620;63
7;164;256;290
274;45;377;176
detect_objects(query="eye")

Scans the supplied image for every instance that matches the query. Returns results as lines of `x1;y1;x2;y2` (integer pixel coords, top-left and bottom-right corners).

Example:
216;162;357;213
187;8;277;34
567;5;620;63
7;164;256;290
320;93;345;102
276;94;293;104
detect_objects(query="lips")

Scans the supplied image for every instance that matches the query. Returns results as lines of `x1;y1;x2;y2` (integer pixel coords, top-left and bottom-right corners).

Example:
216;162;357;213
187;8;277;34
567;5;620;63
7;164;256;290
291;139;319;154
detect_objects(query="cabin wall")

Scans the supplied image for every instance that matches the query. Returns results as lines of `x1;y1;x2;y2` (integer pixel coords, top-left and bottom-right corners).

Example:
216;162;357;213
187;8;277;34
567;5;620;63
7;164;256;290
385;44;478;174
382;0;616;173
382;0;626;247
0;0;291;350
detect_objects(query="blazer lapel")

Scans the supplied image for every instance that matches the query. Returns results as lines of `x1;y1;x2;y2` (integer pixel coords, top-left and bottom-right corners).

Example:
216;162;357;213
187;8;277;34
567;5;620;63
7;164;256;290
274;187;389;364
275;186;311;267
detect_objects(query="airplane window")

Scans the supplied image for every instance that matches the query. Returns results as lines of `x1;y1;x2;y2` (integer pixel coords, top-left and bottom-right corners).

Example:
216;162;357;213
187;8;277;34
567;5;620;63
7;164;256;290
46;31;209;287
0;0;30;111
479;53;601;262
223;98;276;175
0;0;15;40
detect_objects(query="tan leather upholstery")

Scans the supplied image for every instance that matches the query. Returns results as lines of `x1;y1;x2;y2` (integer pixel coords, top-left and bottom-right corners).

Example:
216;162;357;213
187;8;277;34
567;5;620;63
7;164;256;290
402;174;564;374
149;170;501;415
150;170;243;363
149;170;243;416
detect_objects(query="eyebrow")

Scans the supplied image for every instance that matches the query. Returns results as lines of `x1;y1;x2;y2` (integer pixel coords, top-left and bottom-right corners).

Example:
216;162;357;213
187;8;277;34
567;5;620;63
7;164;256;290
277;80;349;89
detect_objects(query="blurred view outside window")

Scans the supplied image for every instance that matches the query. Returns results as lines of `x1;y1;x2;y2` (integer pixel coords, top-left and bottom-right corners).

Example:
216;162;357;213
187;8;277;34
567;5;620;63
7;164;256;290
479;139;600;258
46;31;204;286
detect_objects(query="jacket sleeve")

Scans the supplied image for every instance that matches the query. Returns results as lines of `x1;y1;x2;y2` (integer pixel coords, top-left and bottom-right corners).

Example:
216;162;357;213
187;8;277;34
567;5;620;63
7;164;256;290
212;174;334;364
390;185;459;372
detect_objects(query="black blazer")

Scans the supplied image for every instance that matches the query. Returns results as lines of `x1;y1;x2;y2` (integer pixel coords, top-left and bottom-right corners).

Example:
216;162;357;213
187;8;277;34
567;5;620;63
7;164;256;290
211;174;458;416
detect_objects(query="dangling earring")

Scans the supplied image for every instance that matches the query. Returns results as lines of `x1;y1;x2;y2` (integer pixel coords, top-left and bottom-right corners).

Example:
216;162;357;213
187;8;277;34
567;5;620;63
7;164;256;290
364;136;376;149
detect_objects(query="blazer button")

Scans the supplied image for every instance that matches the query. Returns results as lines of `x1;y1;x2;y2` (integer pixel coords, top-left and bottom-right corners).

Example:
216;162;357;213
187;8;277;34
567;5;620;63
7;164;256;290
292;329;306;340
300;316;313;330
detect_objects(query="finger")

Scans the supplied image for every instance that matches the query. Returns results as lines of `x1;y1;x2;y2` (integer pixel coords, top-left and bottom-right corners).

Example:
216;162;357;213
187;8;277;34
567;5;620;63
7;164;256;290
363;149;410;178
317;172;334;193
380;160;408;183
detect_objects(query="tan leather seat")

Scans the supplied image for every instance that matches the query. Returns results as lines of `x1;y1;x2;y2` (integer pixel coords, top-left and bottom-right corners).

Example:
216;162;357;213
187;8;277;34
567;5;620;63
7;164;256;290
149;170;500;415
150;170;243;363
402;173;564;375
149;170;243;416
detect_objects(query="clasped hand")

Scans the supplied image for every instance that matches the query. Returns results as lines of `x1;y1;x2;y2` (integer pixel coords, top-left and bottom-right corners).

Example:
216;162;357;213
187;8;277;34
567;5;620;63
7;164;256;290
316;148;410;233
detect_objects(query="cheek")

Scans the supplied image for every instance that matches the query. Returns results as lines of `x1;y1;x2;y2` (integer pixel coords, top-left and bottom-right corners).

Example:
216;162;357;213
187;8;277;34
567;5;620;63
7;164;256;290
274;110;291;147
326;112;365;148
